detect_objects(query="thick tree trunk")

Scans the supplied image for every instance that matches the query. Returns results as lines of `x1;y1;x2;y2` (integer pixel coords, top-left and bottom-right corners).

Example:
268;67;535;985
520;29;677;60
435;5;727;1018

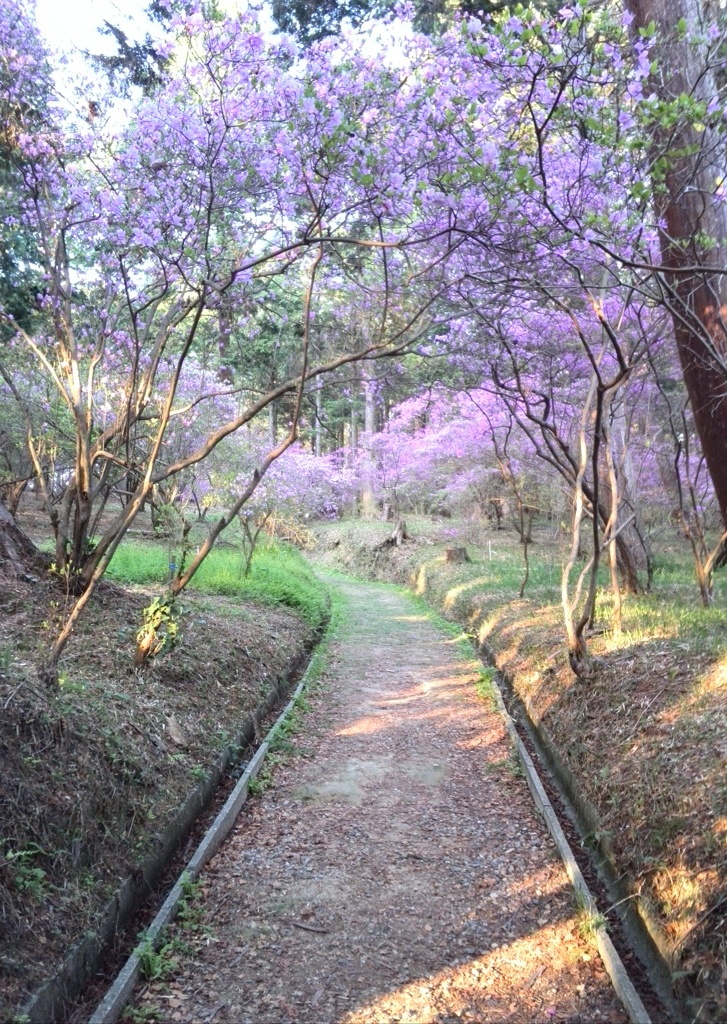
445;546;470;564
627;0;727;528
0;500;43;575
382;519;409;547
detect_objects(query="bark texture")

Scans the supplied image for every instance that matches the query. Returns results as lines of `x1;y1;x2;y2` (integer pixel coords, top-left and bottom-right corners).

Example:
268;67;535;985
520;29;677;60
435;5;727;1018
627;0;727;526
0;501;42;575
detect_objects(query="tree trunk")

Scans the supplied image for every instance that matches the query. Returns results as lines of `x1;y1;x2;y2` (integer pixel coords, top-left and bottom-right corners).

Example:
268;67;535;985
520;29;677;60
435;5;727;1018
360;360;377;519
444;547;470;564
0;500;43;575
314;380;323;458
387;519;409;547
1;477;30;517
627;0;727;529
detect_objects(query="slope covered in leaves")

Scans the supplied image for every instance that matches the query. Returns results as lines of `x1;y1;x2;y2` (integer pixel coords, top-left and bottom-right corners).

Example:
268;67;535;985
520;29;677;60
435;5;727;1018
0;523;327;1020
313;516;727;1020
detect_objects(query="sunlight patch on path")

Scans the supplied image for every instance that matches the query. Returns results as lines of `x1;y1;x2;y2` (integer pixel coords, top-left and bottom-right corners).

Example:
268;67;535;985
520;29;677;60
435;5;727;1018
135;576;629;1024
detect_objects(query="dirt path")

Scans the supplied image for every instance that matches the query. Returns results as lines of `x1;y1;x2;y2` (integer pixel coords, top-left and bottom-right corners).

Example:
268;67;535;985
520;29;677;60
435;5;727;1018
133;578;629;1024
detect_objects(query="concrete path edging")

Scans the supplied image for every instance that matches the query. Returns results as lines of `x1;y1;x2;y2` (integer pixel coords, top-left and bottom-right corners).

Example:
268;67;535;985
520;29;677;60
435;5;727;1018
89;578;652;1024
487;671;652;1024
88;671;314;1024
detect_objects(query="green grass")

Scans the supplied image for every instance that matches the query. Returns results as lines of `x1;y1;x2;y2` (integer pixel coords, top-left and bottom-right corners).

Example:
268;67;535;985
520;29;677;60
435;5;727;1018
412;521;723;650
107;541;330;628
317;516;727;1015
407;590;477;656
473;666;499;710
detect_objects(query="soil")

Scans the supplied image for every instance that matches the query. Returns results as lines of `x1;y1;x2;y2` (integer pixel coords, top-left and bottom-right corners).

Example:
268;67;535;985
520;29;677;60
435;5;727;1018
128;577;630;1024
0;556;316;1020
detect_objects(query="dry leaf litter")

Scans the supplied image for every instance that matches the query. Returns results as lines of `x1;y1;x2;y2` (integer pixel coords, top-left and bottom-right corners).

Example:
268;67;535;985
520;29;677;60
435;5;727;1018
131;578;629;1024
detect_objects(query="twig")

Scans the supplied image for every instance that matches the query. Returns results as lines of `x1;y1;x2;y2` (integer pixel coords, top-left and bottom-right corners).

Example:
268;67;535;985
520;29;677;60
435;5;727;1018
678;896;727;950
279;917;330;934
526;964;546;988
622;687;669;744
209;894;230;919
604;893;640;916
3;682;25;710
3;680;48;709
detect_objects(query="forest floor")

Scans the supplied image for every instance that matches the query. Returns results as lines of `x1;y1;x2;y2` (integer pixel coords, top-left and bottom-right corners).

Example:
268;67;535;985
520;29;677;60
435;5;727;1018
127;576;628;1024
313;517;727;1021
0;502;322;1021
5;506;726;1021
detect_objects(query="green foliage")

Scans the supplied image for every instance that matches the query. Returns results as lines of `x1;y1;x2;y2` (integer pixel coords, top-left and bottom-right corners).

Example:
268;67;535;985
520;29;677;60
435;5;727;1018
5;845;48;900
176;874;208;935
573;889;608;938
0;644;11;674
209;544;323;625
135;929;180;982
58;673;86;694
486;753;525;778
136;596;179;661
271;0;562;44
121;1005;162;1024
131;877;206;1002
473;667;499;710
109;541;330;628
86;21;170;96
248;768;272;796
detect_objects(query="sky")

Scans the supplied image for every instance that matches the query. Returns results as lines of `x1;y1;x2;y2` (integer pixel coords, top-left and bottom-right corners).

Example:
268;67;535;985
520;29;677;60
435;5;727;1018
33;0;280;70
34;0;156;55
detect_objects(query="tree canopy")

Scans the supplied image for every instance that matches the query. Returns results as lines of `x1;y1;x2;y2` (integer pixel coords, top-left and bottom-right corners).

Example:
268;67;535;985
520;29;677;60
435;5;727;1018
2;0;727;680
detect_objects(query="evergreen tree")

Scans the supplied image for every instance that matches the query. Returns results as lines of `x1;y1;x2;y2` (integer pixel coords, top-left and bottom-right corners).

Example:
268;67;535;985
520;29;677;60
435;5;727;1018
271;0;562;43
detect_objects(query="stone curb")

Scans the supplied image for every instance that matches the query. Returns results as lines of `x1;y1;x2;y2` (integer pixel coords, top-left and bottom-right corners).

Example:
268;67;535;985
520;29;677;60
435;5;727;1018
19;599;331;1024
22;687;275;1024
314;554;669;1018
487;673;652;1024
89;671;314;1024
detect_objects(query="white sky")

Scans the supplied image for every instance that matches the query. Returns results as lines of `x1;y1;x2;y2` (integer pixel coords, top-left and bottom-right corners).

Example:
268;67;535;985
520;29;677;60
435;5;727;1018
35;0;158;55
33;0;278;55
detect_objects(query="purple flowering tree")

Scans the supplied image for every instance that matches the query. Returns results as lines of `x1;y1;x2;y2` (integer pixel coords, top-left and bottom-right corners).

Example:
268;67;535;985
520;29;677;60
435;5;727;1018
0;2;473;680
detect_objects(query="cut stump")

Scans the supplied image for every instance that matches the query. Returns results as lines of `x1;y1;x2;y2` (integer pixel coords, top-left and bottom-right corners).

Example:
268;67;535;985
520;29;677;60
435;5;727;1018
444;547;470;564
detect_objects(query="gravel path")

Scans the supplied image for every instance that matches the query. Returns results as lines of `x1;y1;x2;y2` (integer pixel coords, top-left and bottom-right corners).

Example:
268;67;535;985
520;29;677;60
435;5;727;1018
134;577;628;1024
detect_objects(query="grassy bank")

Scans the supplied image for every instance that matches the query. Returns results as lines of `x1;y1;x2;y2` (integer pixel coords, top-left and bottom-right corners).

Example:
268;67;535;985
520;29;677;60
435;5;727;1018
0;536;329;1020
107;539;329;628
313;516;727;1020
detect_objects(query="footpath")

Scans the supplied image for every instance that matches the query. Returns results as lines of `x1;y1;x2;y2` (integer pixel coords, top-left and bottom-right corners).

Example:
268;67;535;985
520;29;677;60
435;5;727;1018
130;577;629;1023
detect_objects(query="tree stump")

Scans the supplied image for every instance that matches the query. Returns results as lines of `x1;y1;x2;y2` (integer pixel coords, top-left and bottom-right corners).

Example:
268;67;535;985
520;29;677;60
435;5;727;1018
377;519;410;549
444;546;470;564
389;519;409;547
